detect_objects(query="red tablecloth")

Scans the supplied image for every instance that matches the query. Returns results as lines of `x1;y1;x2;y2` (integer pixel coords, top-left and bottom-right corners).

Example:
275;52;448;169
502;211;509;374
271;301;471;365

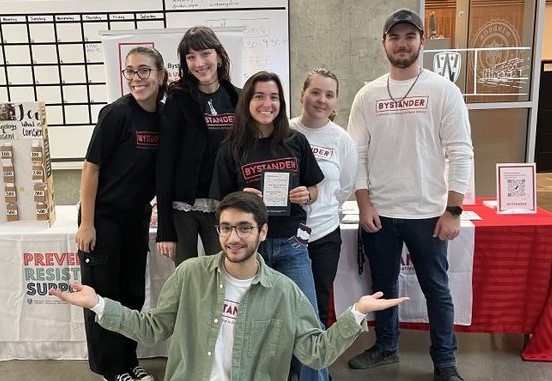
468;201;552;361
331;199;552;361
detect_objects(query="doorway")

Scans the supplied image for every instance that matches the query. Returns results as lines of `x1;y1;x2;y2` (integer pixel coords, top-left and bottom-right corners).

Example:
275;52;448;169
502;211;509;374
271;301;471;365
422;0;542;196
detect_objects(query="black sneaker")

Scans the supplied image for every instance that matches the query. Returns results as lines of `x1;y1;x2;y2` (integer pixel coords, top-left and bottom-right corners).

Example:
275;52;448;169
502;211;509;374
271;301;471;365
130;365;154;381
434;366;465;381
348;345;399;369
102;373;135;381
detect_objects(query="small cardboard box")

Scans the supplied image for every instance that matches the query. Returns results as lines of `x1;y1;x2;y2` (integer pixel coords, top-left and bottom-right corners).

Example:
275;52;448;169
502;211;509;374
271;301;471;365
5;183;17;203
6;202;18;221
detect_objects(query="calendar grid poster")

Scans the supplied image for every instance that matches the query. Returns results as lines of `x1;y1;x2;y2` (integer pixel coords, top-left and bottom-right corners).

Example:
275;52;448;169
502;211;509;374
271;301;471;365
0;0;289;164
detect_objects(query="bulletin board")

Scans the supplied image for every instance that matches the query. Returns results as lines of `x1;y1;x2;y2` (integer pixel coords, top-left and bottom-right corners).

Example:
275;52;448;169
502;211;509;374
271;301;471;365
0;0;290;167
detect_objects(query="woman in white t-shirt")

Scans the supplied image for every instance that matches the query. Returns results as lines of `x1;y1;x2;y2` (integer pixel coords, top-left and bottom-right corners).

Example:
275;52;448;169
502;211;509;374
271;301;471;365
290;68;358;327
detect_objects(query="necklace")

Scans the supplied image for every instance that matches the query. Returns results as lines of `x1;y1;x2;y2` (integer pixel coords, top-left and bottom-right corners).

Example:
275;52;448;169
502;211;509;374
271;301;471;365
199;79;220;94
386;68;423;103
201;78;219;86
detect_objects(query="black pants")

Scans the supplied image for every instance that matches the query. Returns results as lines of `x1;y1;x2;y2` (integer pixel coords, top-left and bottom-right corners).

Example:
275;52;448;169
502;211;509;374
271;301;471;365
172;210;220;266
307;227;342;327
79;204;151;377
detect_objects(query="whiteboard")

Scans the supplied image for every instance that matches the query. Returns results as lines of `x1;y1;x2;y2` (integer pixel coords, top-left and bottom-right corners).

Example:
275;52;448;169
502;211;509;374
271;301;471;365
0;0;290;167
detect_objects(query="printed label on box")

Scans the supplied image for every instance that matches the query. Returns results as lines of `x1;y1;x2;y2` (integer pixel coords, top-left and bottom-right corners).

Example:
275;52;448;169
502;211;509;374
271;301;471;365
32;166;44;181
6;203;19;221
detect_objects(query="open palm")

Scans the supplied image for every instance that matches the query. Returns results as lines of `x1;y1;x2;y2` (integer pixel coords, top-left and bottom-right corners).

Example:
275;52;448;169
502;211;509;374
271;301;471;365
48;281;99;309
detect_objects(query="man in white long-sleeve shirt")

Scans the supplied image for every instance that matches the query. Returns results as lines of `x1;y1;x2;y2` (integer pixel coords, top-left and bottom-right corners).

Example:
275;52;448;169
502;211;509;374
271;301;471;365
346;9;473;381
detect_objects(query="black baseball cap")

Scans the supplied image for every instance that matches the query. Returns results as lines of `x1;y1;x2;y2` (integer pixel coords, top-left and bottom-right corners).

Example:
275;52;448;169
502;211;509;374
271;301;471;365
383;9;424;36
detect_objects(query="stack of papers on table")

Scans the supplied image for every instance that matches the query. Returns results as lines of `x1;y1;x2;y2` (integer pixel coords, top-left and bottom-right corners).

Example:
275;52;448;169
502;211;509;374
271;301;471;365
340;201;359;223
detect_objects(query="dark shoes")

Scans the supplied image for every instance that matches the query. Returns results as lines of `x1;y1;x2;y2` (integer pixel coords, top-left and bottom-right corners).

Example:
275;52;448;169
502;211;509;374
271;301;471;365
434;366;465;381
348;345;399;369
102;366;154;381
102;373;135;381
130;365;154;381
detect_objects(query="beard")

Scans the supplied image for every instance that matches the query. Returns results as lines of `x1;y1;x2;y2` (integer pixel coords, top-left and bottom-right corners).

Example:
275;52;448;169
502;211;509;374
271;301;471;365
386;45;422;69
223;239;259;264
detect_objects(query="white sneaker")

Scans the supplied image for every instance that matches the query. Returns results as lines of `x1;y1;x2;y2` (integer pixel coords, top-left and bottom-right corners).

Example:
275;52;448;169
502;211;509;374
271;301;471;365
130;365;154;381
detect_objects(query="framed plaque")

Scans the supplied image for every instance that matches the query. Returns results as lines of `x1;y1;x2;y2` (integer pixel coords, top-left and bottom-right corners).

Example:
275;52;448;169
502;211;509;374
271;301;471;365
496;163;537;214
261;171;291;216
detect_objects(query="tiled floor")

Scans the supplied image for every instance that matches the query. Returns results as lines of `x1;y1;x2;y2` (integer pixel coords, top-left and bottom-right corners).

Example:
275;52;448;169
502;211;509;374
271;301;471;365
3;173;552;381
3;330;552;381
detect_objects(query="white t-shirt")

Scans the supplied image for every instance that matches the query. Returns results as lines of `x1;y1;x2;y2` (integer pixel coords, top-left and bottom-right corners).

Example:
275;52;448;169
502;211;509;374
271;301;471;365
290;117;358;241
209;268;253;381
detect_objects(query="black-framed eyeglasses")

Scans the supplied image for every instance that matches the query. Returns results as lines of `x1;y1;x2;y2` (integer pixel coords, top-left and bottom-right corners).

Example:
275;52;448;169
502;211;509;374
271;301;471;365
121;67;153;80
216;224;259;238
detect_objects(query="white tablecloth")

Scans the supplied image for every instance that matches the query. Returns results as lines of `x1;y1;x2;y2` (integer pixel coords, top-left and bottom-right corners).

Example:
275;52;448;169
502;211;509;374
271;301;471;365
0;205;476;360
0;206;175;360
333;221;475;325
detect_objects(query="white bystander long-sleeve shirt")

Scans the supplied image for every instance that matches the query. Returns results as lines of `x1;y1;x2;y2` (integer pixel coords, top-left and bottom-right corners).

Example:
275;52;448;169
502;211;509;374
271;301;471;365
347;69;473;218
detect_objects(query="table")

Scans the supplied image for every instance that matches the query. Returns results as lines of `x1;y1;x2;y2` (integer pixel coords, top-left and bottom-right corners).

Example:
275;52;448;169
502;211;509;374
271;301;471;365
3;202;552;362
332;199;552;361
334;218;476;325
0;206;175;360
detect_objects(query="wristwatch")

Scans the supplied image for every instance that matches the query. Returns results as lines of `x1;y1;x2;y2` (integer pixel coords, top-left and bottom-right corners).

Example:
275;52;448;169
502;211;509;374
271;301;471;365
445;206;463;217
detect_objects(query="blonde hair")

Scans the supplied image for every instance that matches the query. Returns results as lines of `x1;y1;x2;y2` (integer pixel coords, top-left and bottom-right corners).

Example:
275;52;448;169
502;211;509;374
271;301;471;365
302;68;339;96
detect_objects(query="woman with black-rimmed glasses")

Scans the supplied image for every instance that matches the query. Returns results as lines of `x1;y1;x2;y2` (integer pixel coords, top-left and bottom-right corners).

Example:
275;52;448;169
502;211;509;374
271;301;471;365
76;46;167;381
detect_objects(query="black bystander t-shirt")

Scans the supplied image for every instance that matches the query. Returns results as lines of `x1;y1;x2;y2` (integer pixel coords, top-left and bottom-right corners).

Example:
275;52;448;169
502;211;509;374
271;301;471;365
210;130;324;238
196;86;235;198
85;94;161;210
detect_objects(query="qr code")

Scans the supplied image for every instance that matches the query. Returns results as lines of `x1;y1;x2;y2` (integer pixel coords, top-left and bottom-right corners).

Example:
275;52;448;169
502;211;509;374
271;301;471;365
507;179;525;197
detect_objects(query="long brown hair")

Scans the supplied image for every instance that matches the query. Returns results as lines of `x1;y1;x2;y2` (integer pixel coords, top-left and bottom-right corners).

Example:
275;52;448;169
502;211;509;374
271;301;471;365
126;46;168;102
227;71;290;163
169;26;231;96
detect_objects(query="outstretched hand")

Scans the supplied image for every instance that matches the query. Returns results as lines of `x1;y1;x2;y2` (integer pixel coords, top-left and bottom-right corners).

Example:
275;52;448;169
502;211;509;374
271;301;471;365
355;291;410;314
48;281;99;309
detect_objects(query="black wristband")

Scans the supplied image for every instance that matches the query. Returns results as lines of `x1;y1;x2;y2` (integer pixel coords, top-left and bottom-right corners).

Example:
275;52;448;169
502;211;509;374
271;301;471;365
445;205;463;217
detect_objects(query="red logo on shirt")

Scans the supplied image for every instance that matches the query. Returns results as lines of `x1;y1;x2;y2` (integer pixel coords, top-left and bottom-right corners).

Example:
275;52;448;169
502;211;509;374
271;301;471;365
310;144;333;160
375;96;428;114
136;131;159;149
222;299;239;324
241;157;298;182
205;113;234;130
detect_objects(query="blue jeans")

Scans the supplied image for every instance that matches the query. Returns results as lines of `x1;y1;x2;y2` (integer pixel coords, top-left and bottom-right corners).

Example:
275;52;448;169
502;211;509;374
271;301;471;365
361;216;457;368
259;237;329;381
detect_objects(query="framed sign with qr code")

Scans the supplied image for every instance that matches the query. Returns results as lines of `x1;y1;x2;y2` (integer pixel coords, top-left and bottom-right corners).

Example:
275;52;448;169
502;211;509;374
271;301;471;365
496;163;537;214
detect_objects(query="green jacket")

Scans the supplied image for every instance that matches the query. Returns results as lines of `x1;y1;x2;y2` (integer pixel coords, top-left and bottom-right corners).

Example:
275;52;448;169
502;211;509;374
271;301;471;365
98;252;367;381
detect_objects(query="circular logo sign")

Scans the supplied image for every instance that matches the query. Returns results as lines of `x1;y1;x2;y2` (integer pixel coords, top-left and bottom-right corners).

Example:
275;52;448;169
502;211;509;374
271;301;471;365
471;18;521;70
